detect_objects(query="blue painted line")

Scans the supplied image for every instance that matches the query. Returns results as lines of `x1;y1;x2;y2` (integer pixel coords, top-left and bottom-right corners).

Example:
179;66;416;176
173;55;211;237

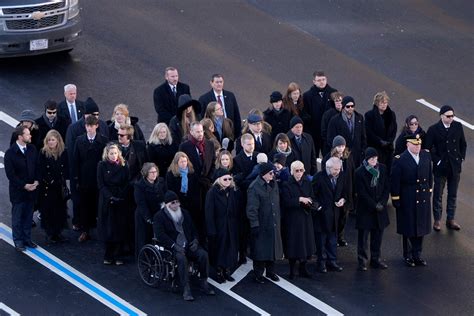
0;226;139;316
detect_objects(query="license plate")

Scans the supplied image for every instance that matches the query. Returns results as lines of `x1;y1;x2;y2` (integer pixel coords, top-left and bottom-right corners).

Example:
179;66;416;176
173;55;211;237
30;39;48;51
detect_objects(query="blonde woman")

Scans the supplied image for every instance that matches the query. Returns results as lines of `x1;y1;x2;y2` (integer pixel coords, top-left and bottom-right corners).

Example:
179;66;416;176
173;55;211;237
37;129;69;243
168;95;201;145
97;143;130;265
147;123;178;176
108;103;144;141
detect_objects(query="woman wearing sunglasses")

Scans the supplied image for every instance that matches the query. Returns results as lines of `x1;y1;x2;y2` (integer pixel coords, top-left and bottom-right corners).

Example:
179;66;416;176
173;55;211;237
394;114;426;156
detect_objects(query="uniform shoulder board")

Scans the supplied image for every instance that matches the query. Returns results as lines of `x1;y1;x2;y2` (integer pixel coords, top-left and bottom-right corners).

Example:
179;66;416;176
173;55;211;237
395;155;400;159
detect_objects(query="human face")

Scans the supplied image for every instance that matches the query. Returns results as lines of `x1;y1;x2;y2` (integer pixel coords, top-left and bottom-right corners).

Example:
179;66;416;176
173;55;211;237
165;69;179;86
313;75;327;89
334;97;343;111
219;175;233;188
214;104;224;117
178;157;188;169
408;118;419;133
335;144;346;154
114;110;126;124
262;170;274;182
293;167;305;181
107;147;119;162
343;102;355;116
290;89;300;103
46;136;58;150
167;200;180;211
158;127;168;140
190;124;204;141
19;128;31;144
220;154;231;168
21;121;33;129
249;122;262;134
441;111;455;125
64;88;77;103
272;100;283;110
211;76;224;93
330;165;341;177
46;109;57;121
185;106;193;114
146;167;158;182
376;99;389;113
291;123;303;136
407;142;421;155
118;129;130;145
85;124;98;135
277;139;288;151
367;156;378;167
242;138;255;154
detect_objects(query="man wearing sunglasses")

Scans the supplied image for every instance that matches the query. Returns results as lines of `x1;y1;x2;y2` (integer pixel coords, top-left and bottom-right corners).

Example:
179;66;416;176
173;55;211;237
425;105;467;231
35;100;68;150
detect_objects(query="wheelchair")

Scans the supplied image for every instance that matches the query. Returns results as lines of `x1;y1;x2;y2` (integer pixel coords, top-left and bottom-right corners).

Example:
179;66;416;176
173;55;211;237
137;239;198;289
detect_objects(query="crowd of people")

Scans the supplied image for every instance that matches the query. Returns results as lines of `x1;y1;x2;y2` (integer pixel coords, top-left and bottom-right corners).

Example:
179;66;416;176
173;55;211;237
4;68;467;301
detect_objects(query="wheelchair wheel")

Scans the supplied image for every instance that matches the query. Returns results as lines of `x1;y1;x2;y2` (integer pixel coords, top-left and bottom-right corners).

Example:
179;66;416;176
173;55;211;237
137;245;169;287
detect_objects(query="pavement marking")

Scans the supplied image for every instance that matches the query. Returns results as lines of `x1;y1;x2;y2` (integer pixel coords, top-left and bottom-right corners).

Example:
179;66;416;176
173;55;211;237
0;111;19;128
0;302;20;316
0;151;4;169
0;223;146;316
416;99;474;130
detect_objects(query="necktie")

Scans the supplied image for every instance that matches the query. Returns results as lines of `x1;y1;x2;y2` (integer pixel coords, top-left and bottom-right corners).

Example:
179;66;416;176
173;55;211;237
348;119;353;134
70;103;77;123
21;147;26;155
172;86;177;96
217;95;222;105
319;92;324;98
331;177;336;189
256;135;262;146
89;138;94;144
296;136;302;145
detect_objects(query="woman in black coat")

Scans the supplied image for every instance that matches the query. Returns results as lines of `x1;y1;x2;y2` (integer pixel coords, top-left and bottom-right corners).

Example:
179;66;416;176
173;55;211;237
147;123;178;175
37;130;69;243
355;148;390;271
205;168;241;283
394;115;426;156
134;162;167;257
107;104;145;142
280;160;316;279
263;92;292;142
97;143;130;265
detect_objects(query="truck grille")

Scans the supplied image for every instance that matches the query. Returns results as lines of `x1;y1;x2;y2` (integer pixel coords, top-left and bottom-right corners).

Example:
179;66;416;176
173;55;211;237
2;2;65;14
6;14;65;30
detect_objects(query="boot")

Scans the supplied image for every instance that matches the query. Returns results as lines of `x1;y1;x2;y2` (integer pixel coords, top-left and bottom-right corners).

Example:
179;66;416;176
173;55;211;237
183;284;194;301
289;259;296;279
299;261;312;278
224;269;235;282
216;267;226;284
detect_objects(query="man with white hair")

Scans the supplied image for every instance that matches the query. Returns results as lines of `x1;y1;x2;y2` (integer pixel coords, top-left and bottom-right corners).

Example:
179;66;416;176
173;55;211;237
58;84;85;125
154;191;215;301
312;157;346;273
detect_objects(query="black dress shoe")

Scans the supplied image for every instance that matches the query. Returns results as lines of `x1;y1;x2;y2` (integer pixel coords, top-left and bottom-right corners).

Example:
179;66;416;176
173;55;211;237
370;260;388;269
266;272;280;282
337;239;348;247
404;258;415;267
15;245;26;252
24;241;37;248
414;258;427;266
317;263;327;273
254;276;265;284
358;264;367;271
223;270;235;282
238;255;247;265
215;271;226;284
327;262;343;272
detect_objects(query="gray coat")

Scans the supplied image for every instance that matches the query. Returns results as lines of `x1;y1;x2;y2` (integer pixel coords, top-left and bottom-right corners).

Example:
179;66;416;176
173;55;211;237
247;177;283;261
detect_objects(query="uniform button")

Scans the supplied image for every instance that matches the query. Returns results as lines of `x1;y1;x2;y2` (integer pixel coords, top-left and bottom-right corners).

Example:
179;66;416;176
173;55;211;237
417;180;420;182
416;201;419;204
416;190;419;193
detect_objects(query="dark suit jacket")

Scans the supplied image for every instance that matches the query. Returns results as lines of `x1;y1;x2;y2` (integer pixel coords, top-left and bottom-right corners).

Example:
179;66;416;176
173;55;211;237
179;139;215;182
198;89;242;137
233;151;259;190
57;99;85;126
235;132;272;155
4;143;39;203
72;134;108;189
287;131;318;175
153;81;191;124
153;207;198;250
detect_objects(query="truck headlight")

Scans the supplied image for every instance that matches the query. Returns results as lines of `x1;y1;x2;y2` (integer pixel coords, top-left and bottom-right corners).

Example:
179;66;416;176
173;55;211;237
68;0;80;19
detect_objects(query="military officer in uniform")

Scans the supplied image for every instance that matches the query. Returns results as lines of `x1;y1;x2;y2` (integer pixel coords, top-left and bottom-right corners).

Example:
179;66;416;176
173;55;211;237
391;134;432;267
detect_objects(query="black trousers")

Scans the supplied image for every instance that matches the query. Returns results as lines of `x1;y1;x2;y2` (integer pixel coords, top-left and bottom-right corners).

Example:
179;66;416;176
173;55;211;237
78;187;98;232
175;247;209;287
338;208;348;241
402;236;424;259
253;260;275;277
357;229;384;265
134;212;154;258
104;242;122;261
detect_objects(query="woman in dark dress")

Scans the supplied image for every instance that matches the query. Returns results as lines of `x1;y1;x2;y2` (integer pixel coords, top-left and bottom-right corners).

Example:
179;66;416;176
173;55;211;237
37;130;69;243
205;168;241;283
394;115;426;156
97;143;130;265
280;160;316;279
134;162;167;257
147;123;178;176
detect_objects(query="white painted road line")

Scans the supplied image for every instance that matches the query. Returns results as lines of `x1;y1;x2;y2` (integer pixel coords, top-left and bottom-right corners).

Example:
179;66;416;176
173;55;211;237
0;111;19;128
0;302;20;316
0;223;147;316
416;99;474;130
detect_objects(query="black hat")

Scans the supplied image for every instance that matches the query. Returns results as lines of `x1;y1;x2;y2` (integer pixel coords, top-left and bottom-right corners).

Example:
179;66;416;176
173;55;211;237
213;168;231;181
439;105;454;115
332;135;346;148
289;116;303;128
273;152;287;166
259;162;274;176
365;147;378;160
342;96;355;107
405;133;422;145
247;113;263;124
84;97;99;114
19;110;36;123
270;91;283;103
164;190;179;204
177;94;201;120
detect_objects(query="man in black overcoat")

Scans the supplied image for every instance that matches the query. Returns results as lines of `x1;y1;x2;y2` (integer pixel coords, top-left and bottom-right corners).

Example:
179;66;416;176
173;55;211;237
355;148;390;271
391;134;432;267
198;74;242;138
327;96;367;167
235;114;272;155
35;100;68;149
425;105;467;231
4;126;39;251
287;116;318;176
57;83;85;126
154;191;215;301
153;67;191;125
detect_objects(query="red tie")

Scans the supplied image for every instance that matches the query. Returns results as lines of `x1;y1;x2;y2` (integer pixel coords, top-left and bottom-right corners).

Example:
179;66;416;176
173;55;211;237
217;95;222;106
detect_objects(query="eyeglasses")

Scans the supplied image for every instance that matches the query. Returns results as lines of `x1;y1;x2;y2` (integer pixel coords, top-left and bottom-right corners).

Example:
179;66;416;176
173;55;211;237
91;113;100;117
118;134;127;137
294;169;305;173
46;110;57;115
267;171;274;175
222;177;233;181
170;200;180;205
148;170;158;174
445;114;455;118
409;121;419;126
345;104;355;108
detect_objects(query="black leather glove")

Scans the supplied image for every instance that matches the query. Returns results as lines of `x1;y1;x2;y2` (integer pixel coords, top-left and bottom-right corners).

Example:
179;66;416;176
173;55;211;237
375;203;384;212
189;239;199;252
392;200;400;209
172;243;185;254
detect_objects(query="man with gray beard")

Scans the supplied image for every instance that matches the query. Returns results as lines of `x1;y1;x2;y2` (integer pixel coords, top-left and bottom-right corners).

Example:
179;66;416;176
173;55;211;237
153;191;215;301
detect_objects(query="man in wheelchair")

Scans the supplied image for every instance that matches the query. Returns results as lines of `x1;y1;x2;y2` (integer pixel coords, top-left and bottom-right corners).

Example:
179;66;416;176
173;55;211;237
153;190;215;301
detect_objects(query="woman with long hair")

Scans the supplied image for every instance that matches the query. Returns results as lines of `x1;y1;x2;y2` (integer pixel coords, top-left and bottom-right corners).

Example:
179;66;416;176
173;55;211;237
107;103;144;141
268;133;296;167
204;101;235;150
394;115;426;156
168;95;201;145
37;129;69;243
282;82;304;117
97;143;130;265
147;123;178;176
215;150;234;172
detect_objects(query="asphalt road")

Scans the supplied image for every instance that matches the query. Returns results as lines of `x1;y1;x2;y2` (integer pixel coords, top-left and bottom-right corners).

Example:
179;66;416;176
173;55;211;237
0;1;473;315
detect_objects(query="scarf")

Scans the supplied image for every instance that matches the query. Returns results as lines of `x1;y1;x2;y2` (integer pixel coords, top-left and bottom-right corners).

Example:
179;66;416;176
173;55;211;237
42;113;56;128
179;167;188;193
277;146;292;157
189;135;205;158
363;159;379;187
